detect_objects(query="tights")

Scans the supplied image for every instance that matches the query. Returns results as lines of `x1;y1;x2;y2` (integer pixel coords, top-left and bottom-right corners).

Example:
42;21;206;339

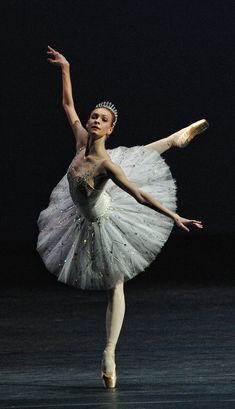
103;125;188;373
103;280;125;374
144;126;187;154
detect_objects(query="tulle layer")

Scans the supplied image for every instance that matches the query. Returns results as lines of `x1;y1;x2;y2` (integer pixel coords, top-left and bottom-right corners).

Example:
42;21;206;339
37;146;177;290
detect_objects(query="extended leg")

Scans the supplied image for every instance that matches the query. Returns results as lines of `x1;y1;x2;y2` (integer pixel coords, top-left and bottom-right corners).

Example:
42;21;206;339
102;280;125;384
144;127;188;154
145;119;209;154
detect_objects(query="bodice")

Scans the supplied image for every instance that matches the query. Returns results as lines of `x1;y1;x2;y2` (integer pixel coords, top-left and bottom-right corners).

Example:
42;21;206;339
67;160;111;222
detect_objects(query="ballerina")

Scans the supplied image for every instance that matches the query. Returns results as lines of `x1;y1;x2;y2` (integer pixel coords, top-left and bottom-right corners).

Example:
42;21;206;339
37;45;209;389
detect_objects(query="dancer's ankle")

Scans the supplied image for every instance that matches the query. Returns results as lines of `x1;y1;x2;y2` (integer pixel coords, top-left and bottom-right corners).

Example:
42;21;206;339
104;342;115;356
102;348;116;375
169;128;188;148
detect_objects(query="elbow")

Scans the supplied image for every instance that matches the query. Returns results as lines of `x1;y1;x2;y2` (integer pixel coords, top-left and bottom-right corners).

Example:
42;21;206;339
62;101;74;110
135;191;146;204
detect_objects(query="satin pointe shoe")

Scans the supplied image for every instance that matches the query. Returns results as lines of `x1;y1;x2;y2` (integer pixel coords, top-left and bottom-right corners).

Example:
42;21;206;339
101;364;117;389
101;351;117;389
175;119;209;148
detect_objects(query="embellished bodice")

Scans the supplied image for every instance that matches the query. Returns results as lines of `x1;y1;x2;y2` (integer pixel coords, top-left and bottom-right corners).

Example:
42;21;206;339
67;156;111;221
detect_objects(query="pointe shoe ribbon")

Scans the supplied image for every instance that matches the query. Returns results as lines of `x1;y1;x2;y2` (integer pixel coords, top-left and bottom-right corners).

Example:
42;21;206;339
175;119;209;148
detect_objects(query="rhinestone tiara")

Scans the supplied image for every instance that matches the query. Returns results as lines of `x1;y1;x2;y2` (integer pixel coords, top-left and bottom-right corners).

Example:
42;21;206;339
95;101;118;126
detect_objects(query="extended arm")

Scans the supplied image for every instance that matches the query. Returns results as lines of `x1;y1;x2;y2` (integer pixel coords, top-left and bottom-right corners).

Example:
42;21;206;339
104;160;203;232
47;45;88;149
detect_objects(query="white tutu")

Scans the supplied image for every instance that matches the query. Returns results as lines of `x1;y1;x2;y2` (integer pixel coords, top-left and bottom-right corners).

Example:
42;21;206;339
36;146;177;290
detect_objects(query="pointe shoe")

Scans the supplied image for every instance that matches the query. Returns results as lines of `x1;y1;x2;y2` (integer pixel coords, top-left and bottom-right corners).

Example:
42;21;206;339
101;365;117;389
175;119;209;148
101;350;117;389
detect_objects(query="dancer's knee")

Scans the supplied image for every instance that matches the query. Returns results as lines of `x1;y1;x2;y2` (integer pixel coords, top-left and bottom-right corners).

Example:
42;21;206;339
107;280;124;302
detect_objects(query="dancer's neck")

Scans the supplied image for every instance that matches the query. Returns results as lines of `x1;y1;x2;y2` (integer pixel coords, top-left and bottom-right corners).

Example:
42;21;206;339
85;134;107;159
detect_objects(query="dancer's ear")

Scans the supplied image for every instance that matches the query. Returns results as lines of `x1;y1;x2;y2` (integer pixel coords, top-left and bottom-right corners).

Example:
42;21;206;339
106;126;114;139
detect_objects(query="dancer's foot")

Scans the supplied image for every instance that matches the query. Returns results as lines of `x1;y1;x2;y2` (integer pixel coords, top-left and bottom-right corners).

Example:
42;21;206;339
172;119;209;148
101;349;117;389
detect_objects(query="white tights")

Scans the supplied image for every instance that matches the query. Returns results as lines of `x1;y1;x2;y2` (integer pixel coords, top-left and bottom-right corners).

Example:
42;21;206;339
103;280;125;374
144;126;187;154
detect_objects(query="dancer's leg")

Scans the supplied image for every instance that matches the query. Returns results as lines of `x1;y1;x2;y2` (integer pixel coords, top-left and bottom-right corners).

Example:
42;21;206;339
144;127;187;154
102;280;125;375
145;119;209;154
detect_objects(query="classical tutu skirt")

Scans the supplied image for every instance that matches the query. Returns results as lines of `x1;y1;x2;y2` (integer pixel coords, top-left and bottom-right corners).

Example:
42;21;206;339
37;146;177;290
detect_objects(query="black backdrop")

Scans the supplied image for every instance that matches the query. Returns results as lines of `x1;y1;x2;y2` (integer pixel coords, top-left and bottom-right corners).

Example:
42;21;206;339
1;0;234;284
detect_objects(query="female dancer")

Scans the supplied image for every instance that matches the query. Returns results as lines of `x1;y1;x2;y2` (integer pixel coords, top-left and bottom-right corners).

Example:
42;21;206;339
37;45;209;389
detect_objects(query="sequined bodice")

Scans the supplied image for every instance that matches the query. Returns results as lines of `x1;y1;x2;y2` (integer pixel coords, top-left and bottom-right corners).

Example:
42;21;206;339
67;157;111;221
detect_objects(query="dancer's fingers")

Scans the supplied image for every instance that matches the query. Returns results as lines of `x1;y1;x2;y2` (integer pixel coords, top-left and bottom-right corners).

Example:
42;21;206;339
178;222;190;232
47;58;56;64
47;45;56;53
194;223;203;229
191;220;203;229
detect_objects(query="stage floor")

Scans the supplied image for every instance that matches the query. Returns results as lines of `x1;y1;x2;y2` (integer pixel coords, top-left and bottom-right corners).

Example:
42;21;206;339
1;281;234;408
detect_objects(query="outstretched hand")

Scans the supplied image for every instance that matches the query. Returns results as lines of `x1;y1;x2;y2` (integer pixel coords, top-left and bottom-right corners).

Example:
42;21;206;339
47;45;69;67
174;215;203;232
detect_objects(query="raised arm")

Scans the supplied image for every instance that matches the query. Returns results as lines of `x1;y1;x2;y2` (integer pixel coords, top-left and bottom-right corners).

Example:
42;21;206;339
47;45;88;149
104;160;203;232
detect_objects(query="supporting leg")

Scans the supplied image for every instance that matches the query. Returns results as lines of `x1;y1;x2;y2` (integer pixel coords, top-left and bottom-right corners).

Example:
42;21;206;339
102;280;125;378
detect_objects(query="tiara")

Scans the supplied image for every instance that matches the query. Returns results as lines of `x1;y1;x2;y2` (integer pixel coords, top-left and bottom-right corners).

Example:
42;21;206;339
95;101;118;126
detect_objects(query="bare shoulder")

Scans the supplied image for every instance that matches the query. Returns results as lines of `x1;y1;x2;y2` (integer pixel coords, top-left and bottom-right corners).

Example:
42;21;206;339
102;159;123;175
101;159;128;185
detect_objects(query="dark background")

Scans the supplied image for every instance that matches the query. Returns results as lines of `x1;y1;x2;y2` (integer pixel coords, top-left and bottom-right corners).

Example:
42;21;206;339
1;0;234;285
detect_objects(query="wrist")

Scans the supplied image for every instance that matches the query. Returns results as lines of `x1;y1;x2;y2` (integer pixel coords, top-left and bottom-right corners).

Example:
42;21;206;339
61;62;70;72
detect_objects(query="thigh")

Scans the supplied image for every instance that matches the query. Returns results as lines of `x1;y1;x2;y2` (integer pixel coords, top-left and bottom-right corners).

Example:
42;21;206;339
107;280;124;301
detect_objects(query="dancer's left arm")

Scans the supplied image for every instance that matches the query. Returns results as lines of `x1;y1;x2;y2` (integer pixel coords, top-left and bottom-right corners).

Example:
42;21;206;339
104;160;203;232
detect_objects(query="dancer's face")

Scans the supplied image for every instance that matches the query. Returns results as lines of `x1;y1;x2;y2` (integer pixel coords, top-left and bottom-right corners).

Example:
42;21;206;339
86;108;114;139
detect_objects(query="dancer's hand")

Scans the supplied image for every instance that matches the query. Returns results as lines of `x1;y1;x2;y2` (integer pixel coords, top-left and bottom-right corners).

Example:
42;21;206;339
47;45;69;68
174;214;203;232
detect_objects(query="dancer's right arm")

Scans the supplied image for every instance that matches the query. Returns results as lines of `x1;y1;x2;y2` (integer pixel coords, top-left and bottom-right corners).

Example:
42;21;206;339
104;160;203;232
47;45;88;149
